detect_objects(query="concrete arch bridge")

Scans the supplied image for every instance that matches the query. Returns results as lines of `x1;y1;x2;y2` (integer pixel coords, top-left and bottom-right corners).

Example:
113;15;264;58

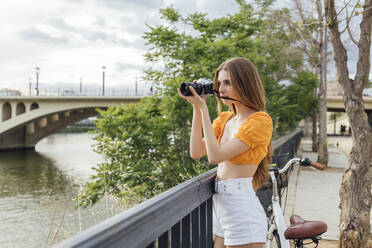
1;95;371;152
0;96;141;151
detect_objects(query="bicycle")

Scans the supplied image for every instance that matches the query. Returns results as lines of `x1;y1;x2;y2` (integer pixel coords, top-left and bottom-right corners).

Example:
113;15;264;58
264;157;328;248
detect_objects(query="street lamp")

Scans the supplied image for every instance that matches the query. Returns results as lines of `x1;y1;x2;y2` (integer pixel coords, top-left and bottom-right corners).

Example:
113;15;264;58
102;66;106;96
35;67;40;96
28;78;32;96
135;77;138;96
80;77;83;95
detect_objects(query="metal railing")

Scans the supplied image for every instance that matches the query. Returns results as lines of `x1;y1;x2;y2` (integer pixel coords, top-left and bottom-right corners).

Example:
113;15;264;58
31;87;151;97
54;129;303;248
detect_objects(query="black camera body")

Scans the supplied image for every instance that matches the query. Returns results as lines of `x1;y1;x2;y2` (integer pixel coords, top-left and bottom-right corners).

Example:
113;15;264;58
180;78;214;96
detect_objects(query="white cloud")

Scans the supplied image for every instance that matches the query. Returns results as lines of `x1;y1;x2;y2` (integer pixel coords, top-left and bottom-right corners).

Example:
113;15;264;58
2;0;370;94
2;0;371;95
0;0;163;91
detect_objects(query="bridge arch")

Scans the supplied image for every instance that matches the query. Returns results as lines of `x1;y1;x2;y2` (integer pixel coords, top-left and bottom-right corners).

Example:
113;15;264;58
30;103;39;110
2;102;11;121
0;107;102;151
16;103;26;116
0;96;141;151
25;108;102;147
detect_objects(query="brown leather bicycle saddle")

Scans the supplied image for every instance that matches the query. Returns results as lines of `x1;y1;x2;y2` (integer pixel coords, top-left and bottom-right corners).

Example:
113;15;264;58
284;215;328;239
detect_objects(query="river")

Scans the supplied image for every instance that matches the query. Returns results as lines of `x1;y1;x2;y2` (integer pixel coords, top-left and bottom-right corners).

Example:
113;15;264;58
0;133;125;247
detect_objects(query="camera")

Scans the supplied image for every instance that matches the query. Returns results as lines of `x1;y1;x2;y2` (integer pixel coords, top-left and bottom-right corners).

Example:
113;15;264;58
180;78;214;96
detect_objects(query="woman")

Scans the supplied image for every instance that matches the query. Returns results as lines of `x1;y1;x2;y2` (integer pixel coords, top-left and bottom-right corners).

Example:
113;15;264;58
178;57;273;248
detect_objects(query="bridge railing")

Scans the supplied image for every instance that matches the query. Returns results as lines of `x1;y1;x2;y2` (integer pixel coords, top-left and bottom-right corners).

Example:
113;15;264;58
14;86;154;97
54;129;303;248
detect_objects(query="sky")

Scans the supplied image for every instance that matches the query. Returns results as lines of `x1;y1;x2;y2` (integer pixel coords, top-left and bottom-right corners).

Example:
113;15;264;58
0;0;239;94
1;0;370;96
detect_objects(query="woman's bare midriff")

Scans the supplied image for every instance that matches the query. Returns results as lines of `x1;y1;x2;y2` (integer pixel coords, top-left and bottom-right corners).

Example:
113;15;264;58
216;160;258;181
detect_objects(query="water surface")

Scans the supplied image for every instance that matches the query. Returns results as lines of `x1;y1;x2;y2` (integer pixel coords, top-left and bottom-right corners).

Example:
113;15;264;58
0;133;124;247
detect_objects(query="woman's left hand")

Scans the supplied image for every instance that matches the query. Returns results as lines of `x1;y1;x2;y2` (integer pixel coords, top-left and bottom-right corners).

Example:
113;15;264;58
177;86;207;110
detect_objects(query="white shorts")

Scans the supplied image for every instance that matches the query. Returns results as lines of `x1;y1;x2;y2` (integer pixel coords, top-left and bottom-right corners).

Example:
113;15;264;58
213;178;267;246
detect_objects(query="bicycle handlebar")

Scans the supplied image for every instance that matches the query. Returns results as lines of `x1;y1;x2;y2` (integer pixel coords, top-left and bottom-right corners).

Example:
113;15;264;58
278;158;326;174
260;157;326;191
309;161;326;170
278;158;301;174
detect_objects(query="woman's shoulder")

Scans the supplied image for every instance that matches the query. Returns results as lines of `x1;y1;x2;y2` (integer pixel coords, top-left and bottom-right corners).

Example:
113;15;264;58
241;111;272;130
247;111;272;122
219;111;234;119
235;111;273;147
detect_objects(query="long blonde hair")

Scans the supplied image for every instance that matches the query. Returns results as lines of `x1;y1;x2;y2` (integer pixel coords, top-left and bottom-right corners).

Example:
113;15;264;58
213;57;272;190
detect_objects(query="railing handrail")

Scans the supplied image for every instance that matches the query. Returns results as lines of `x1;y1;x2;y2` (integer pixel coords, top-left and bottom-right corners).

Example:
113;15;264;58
272;128;302;148
54;128;303;248
54;169;216;248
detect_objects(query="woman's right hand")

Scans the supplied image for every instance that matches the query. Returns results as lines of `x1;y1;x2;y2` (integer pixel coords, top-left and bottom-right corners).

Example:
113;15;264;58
177;85;207;110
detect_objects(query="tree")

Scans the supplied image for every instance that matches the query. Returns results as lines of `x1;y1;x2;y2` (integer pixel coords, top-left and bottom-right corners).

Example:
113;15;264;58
282;0;330;163
270;71;318;135
77;96;213;207
325;0;372;247
78;2;315;207
315;0;329;166
144;2;310;137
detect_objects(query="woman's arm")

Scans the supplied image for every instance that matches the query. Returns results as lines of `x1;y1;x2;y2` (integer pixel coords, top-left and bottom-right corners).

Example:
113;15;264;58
189;106;206;159
200;106;249;164
178;86;248;164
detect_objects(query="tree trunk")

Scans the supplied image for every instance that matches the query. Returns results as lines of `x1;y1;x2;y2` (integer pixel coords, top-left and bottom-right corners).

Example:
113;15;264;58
317;78;328;165
312;109;318;151
325;0;372;247
316;2;328;165
338;93;372;248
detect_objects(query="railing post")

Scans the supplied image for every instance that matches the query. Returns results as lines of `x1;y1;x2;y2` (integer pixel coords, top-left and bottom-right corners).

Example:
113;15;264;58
159;231;169;248
200;202;207;248
171;222;181;248
206;198;213;248
192;207;199;248
182;214;191;248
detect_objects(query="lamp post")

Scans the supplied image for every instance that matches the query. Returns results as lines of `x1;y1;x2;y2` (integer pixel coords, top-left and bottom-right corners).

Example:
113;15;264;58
28;78;32;96
135;77;138;96
102;66;106;96
35;67;40;96
80;77;83;95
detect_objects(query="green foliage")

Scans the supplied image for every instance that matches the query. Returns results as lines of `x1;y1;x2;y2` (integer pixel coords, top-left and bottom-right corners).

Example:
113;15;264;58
270;71;318;136
78;97;215;207
78;2;317;207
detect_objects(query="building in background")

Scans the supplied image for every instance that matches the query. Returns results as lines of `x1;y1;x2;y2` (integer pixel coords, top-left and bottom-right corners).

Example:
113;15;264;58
0;88;21;96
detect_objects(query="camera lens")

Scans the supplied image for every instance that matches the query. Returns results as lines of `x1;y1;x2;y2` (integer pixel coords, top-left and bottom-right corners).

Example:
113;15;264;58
180;82;191;96
180;82;203;96
180;79;213;96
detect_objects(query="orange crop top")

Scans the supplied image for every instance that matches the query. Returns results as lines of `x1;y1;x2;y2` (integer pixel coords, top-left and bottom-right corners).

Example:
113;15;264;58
212;111;273;165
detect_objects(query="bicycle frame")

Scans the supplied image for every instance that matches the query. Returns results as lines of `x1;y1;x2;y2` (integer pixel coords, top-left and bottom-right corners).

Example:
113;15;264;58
266;170;290;248
265;158;326;248
266;158;302;248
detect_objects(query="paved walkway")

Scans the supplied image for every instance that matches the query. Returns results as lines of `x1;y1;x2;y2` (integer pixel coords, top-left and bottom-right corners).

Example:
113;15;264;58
284;137;351;240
